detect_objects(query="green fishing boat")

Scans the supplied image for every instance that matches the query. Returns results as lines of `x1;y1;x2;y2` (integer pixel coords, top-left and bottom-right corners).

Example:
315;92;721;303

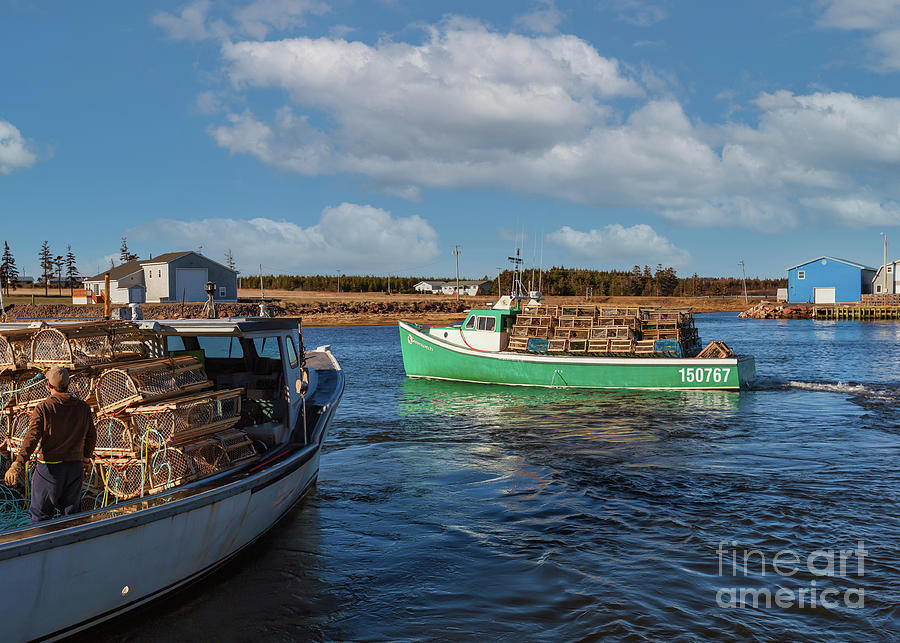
399;296;755;390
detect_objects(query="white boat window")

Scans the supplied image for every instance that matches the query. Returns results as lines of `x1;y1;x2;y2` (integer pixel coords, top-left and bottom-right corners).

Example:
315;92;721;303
464;316;476;329
477;316;496;331
284;335;299;368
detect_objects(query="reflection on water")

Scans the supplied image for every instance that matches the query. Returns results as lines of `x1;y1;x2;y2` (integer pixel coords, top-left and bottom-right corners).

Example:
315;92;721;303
96;318;900;642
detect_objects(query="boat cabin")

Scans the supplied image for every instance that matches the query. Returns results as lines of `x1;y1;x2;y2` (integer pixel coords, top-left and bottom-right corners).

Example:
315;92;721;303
427;306;518;351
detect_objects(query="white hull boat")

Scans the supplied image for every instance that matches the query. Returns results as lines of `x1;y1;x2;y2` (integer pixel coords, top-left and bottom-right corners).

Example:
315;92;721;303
0;318;344;641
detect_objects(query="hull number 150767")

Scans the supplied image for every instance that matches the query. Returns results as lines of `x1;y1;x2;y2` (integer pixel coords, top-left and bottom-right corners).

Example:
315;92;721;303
678;367;731;384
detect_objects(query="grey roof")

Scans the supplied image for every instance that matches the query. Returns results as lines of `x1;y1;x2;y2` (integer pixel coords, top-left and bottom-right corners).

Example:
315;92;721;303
84;260;144;282
85;250;237;282
786;256;876;272
140;251;191;265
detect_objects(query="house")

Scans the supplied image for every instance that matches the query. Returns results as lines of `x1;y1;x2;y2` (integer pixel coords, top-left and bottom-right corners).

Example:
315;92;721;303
440;281;493;296
786;256;875;304
79;251;238;305
414;280;445;294
871;260;900;295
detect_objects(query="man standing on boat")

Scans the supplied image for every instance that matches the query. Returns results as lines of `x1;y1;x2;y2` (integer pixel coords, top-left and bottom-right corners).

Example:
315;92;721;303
3;366;96;523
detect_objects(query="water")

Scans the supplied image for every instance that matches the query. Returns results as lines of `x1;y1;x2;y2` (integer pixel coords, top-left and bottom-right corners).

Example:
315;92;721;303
97;314;900;641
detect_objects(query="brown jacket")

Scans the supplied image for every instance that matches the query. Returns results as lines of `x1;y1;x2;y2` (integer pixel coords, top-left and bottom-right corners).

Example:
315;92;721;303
17;392;96;464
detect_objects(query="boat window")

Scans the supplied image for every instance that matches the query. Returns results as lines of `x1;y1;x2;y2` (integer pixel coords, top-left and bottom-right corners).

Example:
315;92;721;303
197;336;244;359
284;335;299;368
166;335;186;352
477;316;496;332
253;337;282;362
464;315;476;329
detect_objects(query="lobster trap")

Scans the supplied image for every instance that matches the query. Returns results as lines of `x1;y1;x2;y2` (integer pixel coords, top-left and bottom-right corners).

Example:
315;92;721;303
29;322;148;369
11;370;93;408
0;328;38;372
94;356;210;413
93;415;137;457
0;377;15;410
217;429;258;465
8;411;31;450
91;457;146;501
128;388;243;446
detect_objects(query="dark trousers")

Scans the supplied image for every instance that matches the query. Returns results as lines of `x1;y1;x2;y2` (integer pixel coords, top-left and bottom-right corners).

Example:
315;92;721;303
30;462;83;523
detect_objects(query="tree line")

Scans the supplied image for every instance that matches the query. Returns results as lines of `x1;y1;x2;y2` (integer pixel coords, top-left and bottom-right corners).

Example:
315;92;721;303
245;265;785;297
0;240;80;296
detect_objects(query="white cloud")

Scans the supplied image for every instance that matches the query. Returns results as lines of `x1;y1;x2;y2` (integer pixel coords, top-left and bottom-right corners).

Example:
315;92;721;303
818;0;900;70
515;1;565;34
0;118;37;175
171;18;900;231
600;0;668;27
548;224;691;267
129;203;439;274
152;0;328;41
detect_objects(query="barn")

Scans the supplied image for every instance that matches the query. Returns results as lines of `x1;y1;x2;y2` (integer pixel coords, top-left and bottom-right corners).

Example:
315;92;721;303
786;256;875;304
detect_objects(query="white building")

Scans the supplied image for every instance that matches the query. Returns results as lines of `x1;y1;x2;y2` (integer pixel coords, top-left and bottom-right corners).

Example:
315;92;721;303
80;251;238;305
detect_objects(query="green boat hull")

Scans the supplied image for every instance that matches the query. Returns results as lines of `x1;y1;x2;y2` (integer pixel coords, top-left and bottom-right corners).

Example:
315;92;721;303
399;321;755;390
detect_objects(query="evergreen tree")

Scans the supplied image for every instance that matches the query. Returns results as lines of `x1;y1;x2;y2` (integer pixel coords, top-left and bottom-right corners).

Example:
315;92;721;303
120;237;138;262
38;241;53;296
0;242;18;296
65;244;78;293
54;255;64;295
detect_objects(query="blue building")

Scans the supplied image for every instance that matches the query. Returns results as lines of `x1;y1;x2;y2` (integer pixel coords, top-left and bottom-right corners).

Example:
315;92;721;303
786;256;875;303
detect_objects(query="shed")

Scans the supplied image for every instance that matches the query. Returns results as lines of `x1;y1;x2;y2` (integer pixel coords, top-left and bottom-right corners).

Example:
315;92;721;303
786;256;875;304
81;251;238;305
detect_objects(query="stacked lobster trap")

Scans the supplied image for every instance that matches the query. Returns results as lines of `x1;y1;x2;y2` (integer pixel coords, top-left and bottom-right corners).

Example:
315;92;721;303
507;304;702;357
0;321;263;510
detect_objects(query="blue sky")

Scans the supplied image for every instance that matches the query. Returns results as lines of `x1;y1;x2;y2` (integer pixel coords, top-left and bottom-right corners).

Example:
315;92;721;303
3;1;900;281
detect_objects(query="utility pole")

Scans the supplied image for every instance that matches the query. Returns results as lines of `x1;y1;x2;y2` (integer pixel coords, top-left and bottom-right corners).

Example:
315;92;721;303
259;264;264;300
336;269;342;293
387;275;391;295
739;260;749;303
882;232;889;294
453;245;461;302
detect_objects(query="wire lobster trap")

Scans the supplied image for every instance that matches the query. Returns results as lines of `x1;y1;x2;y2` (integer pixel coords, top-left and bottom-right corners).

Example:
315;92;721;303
12;370;93;408
0;328;38;373
145;443;196;493
128;388;243;446
0;411;11;449
91;457;145;501
8;411;31;451
216;429;258;465
29;322;148;369
94;356;210;414
184;438;229;477
93;415;137;457
0;377;15;410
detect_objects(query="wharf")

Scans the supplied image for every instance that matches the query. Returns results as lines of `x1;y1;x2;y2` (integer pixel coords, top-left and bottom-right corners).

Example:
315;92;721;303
814;305;900;320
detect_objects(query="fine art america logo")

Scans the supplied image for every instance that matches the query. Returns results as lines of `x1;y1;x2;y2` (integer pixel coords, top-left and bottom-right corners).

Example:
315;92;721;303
716;541;866;609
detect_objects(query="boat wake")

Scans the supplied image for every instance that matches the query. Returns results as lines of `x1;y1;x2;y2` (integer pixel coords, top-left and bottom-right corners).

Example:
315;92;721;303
751;377;900;401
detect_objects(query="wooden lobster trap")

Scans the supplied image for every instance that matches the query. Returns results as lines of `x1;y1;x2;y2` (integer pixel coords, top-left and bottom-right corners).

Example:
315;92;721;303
93;415;137;457
12;370;93;408
94;356;210;413
91;457;145;501
216;429;258;465
128;388;243;446
29;322;147;369
8;411;31;451
0;328;38;373
0;376;15;410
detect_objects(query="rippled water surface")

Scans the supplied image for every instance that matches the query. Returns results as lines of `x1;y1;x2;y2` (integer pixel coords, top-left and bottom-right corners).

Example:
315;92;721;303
103;314;900;641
